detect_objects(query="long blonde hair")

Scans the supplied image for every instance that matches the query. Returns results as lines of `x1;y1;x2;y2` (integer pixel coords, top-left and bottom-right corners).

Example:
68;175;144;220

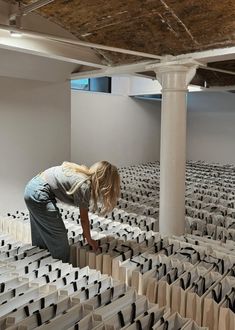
62;161;120;215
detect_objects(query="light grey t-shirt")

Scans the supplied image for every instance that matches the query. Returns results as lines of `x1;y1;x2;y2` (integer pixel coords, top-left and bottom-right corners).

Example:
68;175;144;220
43;165;91;209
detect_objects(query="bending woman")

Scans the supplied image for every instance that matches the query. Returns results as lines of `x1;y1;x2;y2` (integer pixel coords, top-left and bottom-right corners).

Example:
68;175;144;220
24;161;120;263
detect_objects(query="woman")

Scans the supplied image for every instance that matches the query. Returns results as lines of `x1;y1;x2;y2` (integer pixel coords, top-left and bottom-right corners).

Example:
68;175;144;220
24;161;120;263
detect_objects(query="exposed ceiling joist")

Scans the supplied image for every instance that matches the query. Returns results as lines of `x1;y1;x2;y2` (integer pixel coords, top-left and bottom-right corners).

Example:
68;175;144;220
71;55;235;85
175;47;235;64
72;50;235;81
72;58;201;80
199;65;235;76
0;31;107;68
71;60;160;79
10;0;55;20
71;69;110;80
147;57;235;76
0;24;163;60
145;59;200;70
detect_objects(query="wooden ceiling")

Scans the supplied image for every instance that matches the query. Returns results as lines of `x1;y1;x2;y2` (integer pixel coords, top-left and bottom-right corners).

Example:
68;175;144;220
16;0;235;85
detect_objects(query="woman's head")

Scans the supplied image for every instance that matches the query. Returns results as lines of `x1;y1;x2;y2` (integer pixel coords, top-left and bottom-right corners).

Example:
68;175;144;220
89;161;120;215
63;160;120;215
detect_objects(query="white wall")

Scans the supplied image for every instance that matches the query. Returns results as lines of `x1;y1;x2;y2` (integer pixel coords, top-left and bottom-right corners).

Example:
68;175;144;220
187;91;235;164
71;91;161;167
111;77;130;95
71;87;235;171
0;48;78;82
0;77;71;214
129;76;162;96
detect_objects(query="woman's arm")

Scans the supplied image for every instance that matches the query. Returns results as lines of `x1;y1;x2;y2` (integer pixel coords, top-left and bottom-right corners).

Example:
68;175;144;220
79;208;98;251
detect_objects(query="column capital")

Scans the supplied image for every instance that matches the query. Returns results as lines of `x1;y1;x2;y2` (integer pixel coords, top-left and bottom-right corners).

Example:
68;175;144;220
154;64;197;91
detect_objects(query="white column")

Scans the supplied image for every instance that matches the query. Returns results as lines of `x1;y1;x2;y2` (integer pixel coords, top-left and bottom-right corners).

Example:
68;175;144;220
155;65;196;235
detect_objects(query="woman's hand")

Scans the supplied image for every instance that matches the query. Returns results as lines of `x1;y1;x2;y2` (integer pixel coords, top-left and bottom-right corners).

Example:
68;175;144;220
80;208;99;251
87;238;99;252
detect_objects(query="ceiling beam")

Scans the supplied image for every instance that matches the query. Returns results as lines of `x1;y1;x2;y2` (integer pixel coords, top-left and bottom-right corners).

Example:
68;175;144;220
0;31;107;68
71;60;160;79
0;24;163;60
145;58;201;70
199;65;235;76
198;85;235;91
174;47;235;63
71;69;110;80
147;59;235;76
71;55;235;80
1;23;234;80
10;0;55;20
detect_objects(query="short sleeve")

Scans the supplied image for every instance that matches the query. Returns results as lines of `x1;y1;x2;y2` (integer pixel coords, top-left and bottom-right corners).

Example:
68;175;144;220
74;182;91;209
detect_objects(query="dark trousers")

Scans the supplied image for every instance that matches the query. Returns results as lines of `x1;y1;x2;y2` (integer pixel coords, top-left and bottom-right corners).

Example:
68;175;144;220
24;175;70;263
